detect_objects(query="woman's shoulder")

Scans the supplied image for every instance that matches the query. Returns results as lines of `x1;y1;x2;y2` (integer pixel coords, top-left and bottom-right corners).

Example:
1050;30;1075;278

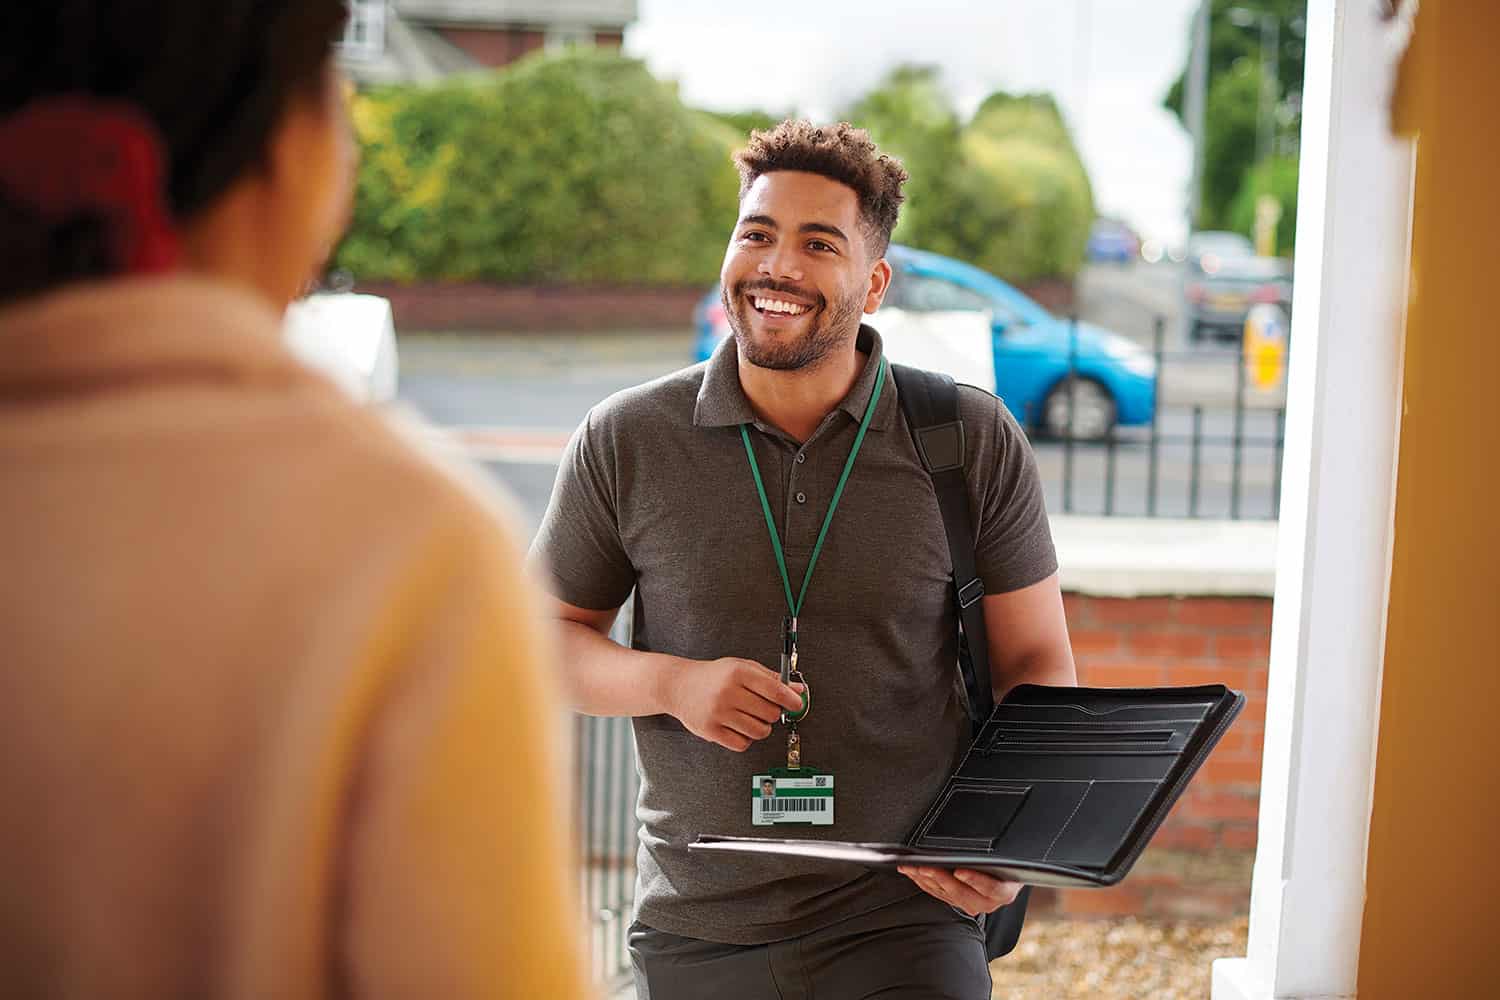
301;397;532;567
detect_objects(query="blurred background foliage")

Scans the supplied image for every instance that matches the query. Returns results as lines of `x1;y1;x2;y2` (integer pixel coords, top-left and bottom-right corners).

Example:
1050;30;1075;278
337;50;1096;286
1164;0;1306;246
337;49;740;285
1228;154;1298;252
844;70;1095;284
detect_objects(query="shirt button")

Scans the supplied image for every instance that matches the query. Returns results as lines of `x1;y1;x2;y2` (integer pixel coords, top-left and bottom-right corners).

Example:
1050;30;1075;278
795;492;807;504
796;452;807;464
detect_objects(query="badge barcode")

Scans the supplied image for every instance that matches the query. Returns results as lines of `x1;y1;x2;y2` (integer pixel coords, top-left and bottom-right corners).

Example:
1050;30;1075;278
761;797;828;813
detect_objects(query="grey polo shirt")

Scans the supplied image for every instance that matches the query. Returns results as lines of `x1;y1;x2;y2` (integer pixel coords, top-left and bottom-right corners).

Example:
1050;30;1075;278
532;325;1057;945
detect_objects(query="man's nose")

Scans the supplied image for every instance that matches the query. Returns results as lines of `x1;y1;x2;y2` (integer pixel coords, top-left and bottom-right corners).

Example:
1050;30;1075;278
758;246;804;283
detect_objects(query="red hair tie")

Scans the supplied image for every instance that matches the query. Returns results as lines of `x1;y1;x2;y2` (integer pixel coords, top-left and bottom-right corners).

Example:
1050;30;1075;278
0;95;180;274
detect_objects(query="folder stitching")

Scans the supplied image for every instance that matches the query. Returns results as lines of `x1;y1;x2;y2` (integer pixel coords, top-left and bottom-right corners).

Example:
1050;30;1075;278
1041;780;1096;861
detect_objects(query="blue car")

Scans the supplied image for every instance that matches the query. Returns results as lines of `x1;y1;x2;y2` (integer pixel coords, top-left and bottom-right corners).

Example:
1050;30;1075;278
1086;218;1141;265
695;244;1157;440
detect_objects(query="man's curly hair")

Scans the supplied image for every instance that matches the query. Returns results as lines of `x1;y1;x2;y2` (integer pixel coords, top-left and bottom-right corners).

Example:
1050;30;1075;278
733;120;909;258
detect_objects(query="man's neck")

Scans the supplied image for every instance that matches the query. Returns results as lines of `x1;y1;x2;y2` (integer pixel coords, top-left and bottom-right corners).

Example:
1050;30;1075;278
737;338;866;444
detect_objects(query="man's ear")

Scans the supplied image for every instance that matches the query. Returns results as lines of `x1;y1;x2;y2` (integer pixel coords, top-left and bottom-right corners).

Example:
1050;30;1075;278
864;257;893;314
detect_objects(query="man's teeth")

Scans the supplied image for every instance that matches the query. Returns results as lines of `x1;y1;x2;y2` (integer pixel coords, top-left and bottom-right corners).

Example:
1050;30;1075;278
753;296;809;316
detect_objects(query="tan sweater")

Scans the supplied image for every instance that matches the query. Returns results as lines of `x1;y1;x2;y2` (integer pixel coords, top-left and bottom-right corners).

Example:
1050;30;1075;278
0;277;590;998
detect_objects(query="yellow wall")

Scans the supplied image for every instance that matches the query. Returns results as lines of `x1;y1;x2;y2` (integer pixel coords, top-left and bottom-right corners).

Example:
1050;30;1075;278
1358;2;1500;996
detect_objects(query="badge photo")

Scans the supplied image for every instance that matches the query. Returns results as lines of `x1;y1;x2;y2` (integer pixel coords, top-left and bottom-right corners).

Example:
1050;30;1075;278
752;768;835;827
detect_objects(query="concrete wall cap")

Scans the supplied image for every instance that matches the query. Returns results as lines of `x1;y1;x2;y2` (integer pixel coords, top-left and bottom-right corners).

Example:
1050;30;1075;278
1052;515;1277;598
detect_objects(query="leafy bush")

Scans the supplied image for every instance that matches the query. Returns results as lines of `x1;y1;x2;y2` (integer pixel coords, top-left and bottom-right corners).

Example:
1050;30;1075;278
336;49;740;285
336;54;1097;287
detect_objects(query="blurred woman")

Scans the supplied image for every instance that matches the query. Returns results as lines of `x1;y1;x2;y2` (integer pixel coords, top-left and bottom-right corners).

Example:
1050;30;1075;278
0;3;589;997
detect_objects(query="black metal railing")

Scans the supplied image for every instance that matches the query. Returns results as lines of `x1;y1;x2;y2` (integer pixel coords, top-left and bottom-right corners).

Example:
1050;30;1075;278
1029;316;1286;521
576;713;637;987
576;610;640;990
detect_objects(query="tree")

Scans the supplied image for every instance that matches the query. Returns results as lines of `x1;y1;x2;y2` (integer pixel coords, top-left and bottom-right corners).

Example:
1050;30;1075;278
1201;60;1264;230
700;108;786;140
1165;0;1307;237
1164;0;1306;127
841;67;1094;283
841;66;965;254
962;94;1094;281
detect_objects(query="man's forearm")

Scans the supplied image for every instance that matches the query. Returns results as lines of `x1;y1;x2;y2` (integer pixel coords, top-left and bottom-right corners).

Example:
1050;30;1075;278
557;619;684;718
992;648;1078;702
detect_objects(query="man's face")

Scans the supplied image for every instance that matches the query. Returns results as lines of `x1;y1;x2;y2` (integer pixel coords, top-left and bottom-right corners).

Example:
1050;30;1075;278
720;171;891;372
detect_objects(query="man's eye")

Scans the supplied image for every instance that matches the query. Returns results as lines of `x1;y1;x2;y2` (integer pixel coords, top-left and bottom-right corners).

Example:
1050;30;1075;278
808;240;835;253
741;231;770;243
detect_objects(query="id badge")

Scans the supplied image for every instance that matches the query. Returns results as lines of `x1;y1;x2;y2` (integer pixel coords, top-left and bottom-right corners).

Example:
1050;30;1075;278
752;766;835;826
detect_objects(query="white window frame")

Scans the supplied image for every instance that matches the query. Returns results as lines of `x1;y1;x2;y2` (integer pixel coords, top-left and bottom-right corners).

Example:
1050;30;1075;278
338;0;388;61
545;23;595;51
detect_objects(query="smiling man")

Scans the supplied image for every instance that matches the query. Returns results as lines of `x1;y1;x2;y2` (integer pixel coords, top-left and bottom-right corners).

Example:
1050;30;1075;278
531;120;1076;999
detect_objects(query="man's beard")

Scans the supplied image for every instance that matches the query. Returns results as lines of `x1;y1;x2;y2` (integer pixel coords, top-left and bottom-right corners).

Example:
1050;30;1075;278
724;279;864;372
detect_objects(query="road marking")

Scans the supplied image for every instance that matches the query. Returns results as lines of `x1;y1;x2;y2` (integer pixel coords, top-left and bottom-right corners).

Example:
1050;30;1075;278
444;425;572;465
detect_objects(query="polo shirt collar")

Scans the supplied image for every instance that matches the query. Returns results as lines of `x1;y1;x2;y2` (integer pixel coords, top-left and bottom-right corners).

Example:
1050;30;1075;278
692;323;898;433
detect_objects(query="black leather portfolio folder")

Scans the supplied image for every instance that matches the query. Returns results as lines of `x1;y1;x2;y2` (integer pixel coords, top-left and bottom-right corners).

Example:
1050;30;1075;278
690;684;1245;888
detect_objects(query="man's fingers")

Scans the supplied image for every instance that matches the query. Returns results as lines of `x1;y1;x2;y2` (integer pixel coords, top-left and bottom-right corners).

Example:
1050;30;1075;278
953;869;1023;907
724;710;774;742
713;727;751;752
740;665;807;714
900;867;973;914
920;869;988;916
899;866;1020;916
733;691;785;726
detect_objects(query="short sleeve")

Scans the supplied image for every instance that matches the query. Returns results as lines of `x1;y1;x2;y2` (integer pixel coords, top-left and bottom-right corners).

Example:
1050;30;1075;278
528;407;637;611
972;397;1059;594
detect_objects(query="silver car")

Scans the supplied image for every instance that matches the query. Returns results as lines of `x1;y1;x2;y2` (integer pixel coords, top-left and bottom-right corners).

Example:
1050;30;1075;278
1182;234;1293;342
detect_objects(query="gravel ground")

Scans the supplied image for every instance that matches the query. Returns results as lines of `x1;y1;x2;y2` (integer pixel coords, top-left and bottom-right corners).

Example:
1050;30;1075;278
990;916;1249;999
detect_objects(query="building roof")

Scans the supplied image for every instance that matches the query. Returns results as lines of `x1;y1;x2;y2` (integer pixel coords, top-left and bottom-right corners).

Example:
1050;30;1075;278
396;0;635;29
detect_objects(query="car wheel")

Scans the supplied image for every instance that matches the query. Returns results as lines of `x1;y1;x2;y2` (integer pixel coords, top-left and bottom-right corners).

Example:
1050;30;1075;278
1042;376;1117;441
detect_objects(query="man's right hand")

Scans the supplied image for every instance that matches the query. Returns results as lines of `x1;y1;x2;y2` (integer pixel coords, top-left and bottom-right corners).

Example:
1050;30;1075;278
663;657;806;752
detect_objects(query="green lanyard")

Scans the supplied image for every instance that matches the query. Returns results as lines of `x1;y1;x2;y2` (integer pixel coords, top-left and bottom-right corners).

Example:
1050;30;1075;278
739;356;888;619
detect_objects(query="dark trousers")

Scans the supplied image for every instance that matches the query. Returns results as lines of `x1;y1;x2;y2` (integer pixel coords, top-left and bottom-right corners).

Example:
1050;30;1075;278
628;891;993;1000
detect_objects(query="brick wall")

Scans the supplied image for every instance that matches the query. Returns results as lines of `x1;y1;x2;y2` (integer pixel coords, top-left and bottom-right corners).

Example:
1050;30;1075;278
355;281;708;332
437;26;545;68
1028;593;1271;921
1016;277;1077;316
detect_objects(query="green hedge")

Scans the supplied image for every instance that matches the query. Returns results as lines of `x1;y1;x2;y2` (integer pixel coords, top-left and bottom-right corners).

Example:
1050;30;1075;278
336;53;1097;287
335;49;740;285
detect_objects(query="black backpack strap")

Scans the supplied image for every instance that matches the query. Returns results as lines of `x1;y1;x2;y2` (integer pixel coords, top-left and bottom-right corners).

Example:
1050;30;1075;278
891;363;1030;961
890;363;994;730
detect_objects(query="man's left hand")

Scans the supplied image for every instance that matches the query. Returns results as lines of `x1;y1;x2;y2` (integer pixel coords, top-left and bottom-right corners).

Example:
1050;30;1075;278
897;865;1023;917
